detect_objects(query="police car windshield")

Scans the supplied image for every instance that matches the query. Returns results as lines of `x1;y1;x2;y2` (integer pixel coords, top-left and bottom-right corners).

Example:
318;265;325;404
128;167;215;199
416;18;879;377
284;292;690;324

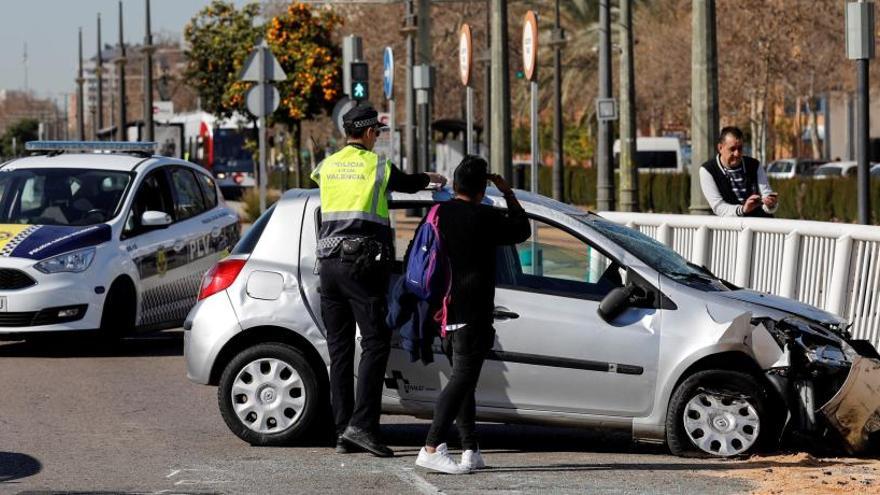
0;168;132;226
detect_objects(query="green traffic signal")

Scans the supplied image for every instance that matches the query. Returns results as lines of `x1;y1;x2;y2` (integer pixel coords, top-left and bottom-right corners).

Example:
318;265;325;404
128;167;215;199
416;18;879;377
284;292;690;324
353;82;367;100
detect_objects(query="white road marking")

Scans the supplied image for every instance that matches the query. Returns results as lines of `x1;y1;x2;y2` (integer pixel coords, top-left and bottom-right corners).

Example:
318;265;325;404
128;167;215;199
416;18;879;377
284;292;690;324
396;467;445;495
166;469;180;478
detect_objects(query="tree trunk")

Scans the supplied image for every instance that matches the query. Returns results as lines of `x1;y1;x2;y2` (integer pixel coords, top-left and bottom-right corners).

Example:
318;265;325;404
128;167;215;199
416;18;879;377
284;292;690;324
294;120;302;188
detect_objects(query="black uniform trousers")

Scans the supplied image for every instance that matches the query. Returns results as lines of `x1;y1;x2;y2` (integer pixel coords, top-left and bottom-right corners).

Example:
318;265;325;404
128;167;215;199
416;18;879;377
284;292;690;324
319;256;392;435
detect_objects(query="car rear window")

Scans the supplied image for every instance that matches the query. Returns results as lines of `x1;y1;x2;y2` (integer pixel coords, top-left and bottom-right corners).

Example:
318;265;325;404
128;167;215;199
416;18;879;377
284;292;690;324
232;204;276;255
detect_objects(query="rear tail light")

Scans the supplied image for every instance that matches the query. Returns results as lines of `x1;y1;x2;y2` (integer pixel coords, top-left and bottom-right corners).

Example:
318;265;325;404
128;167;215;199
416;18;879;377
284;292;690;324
198;258;247;301
233;172;245;185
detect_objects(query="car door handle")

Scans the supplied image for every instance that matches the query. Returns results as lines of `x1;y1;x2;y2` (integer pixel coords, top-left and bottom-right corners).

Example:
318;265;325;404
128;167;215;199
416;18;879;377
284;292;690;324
211;226;222;237
173;240;185;252
493;306;519;321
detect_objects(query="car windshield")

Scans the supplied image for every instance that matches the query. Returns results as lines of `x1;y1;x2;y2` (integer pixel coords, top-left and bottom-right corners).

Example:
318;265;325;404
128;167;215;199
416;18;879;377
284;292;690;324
0;168;132;226
813;165;841;176
575;214;730;292
768;161;793;173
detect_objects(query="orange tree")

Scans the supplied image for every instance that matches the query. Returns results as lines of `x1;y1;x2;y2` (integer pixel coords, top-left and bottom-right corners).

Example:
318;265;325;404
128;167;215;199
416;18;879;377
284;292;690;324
266;2;342;187
183;1;262;120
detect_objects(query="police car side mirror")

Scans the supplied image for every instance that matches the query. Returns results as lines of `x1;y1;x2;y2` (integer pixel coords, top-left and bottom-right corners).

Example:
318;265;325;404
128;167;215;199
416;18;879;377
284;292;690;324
141;210;172;228
597;283;647;323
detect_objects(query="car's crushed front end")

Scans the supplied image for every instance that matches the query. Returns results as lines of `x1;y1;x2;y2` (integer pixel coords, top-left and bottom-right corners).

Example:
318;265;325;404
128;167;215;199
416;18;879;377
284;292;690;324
750;315;880;454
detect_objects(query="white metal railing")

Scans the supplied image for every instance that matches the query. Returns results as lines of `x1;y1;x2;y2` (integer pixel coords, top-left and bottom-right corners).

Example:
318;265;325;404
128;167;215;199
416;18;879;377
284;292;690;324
599;212;880;345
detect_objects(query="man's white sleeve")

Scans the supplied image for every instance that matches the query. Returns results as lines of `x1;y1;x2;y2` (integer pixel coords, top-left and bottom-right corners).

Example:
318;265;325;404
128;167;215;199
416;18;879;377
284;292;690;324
756;163;779;214
699;167;742;217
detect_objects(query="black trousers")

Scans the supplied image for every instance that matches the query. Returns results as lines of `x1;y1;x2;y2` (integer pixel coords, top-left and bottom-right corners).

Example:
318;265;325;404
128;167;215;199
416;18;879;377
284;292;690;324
425;324;495;451
319;257;392;435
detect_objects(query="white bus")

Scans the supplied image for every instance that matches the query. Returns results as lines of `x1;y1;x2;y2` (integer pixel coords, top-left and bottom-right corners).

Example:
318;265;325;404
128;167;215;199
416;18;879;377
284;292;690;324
613;136;685;173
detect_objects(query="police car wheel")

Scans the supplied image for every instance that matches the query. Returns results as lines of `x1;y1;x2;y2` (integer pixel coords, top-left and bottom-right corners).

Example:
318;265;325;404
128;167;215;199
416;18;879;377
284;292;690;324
98;279;136;339
218;343;321;446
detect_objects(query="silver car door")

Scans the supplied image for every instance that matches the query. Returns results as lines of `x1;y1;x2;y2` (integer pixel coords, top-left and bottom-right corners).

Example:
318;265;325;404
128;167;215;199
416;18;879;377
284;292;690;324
480;217;661;417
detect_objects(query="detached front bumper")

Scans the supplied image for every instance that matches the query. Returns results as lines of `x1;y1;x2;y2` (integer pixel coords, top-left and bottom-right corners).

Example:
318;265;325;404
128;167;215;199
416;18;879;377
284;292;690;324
820;356;880;453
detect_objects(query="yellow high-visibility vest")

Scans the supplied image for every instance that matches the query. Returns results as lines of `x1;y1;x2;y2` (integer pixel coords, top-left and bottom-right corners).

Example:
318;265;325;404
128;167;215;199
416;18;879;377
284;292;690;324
311;145;391;244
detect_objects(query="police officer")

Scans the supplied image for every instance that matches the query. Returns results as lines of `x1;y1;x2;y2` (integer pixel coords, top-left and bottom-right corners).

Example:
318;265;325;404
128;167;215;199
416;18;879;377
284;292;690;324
311;106;446;457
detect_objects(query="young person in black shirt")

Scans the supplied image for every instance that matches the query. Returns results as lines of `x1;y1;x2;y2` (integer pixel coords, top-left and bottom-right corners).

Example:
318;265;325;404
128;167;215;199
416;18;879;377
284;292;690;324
415;156;531;474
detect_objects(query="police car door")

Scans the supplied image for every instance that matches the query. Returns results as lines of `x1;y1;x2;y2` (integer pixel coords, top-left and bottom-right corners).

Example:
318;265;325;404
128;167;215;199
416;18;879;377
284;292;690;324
122;166;181;328
162;166;219;324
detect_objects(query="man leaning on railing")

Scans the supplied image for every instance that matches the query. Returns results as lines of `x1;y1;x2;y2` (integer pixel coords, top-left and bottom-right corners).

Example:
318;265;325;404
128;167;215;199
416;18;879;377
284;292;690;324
700;126;779;218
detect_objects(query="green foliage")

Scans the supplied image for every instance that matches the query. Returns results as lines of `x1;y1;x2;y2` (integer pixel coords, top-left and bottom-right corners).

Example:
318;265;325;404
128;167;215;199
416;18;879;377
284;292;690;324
184;1;262;120
523;167;880;223
241;187;280;223
266;3;343;124
1;118;39;157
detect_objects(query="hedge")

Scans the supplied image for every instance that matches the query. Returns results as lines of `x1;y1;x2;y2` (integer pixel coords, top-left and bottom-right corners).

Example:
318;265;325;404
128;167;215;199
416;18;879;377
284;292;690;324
526;166;880;224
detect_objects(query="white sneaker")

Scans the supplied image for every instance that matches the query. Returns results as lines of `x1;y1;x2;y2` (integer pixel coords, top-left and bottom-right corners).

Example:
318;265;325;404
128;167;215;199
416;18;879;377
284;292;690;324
416;443;470;474
460;449;486;470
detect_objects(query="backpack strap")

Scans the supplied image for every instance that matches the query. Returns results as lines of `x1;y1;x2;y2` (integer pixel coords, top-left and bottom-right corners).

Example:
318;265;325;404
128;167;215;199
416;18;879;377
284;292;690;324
428;203;453;337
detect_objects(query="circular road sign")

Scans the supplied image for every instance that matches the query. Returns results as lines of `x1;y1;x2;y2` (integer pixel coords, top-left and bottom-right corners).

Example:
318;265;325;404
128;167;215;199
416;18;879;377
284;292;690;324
245;83;280;118
522;11;538;81
332;97;357;136
383;47;394;100
459;24;473;86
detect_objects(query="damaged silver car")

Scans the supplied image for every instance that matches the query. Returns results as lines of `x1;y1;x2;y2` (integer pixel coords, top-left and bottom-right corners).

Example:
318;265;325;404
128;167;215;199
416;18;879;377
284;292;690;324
184;188;880;458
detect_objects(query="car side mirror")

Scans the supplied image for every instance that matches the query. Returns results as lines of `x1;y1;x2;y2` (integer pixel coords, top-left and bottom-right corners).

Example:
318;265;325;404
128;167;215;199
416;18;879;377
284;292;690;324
597;284;647;323
141;210;172;228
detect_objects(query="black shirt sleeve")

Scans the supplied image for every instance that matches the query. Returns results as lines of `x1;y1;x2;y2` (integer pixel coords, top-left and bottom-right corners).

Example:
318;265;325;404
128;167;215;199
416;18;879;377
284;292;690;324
387;164;430;193
485;202;531;246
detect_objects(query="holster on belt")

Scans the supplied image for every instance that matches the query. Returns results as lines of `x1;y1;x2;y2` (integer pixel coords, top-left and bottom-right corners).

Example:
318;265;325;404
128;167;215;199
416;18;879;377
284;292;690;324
340;237;387;278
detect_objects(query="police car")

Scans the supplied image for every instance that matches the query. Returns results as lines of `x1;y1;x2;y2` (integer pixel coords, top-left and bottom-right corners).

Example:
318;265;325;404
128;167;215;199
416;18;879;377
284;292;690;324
0;141;239;340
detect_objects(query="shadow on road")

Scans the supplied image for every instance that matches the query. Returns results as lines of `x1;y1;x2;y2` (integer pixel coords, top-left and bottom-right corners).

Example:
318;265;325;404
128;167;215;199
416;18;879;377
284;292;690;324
0;330;183;358
383;421;655;456
0;452;41;482
381;421;870;470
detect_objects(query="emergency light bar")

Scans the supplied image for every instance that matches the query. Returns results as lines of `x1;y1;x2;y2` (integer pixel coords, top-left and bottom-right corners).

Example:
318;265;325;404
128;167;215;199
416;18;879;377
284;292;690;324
25;141;157;154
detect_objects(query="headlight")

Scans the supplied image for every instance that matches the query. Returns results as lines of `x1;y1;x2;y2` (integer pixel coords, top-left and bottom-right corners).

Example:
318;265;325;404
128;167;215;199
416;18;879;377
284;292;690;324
216;173;227;179
34;247;96;274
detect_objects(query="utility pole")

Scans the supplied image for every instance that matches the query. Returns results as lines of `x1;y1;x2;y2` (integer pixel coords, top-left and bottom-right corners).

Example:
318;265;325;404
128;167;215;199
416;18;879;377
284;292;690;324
689;0;718;215
847;0;875;224
116;1;127;141
551;0;566;201
76;28;86;140
402;0;416;174
23;43;29;93
417;0;432;173
596;0;614;211
619;0;639;212
143;0;155;141
483;0;491;157
97;13;104;134
490;0;512;179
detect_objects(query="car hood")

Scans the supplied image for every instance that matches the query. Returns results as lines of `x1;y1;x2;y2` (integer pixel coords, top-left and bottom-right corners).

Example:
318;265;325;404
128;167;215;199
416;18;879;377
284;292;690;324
0;223;112;260
715;289;848;328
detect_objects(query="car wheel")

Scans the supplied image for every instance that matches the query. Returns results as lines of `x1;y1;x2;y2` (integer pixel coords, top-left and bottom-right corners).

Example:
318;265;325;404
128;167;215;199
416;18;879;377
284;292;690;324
98;279;136;340
218;343;321;446
666;370;770;458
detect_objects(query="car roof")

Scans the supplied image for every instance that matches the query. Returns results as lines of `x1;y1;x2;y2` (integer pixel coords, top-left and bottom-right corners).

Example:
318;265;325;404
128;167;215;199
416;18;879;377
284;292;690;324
0;153;177;173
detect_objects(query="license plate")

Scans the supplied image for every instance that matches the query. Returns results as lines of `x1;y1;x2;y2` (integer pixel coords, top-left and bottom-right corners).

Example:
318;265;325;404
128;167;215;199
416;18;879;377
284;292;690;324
0;296;6;312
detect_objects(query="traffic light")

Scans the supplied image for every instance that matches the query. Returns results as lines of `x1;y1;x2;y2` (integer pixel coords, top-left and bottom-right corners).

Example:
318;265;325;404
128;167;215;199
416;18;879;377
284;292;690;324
350;62;369;101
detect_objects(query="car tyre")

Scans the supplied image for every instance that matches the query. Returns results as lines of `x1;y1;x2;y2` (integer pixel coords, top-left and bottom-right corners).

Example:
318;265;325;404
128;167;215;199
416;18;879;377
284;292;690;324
666;369;772;458
218;343;321;446
98;279;136;341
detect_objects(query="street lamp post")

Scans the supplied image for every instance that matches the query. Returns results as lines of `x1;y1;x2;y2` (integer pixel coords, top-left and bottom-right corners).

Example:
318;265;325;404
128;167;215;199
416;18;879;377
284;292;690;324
97;13;104;134
143;0;155;142
116;1;127;142
76;28;86;141
596;0;614;211
689;0;718;215
550;0;566;202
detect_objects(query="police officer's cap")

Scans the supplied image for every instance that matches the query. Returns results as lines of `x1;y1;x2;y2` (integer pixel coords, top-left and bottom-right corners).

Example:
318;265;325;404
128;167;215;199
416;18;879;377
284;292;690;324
342;106;389;132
